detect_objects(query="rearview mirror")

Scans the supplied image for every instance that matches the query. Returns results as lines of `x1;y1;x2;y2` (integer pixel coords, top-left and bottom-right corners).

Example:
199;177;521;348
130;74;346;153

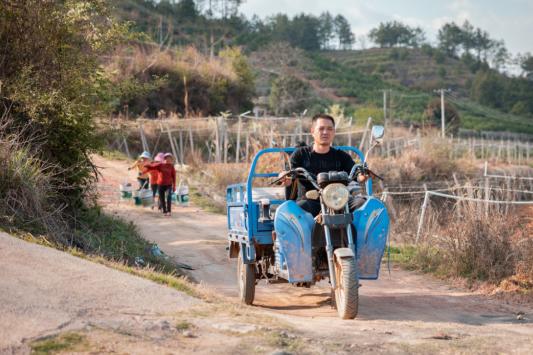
371;125;384;143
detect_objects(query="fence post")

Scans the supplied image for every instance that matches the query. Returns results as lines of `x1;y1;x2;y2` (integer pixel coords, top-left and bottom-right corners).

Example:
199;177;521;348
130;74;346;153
188;122;194;153
484;163;490;217
348;116;353;147
139;122;150;153
165;123;178;160
235;115;242;163
214;117;221;163
173;136;181;165
416;190;430;244
223;124;228;164
122;137;131;159
245;130;250;163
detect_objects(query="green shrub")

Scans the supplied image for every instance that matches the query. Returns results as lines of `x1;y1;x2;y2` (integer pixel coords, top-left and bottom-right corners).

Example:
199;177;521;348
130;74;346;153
0;0;127;201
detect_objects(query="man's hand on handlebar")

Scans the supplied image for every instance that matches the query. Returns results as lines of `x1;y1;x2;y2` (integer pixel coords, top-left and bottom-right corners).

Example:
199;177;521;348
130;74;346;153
275;171;293;186
356;173;368;184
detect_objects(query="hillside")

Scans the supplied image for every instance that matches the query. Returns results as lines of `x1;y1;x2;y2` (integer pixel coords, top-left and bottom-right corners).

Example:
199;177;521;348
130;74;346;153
249;45;533;134
107;1;533;135
324;47;474;95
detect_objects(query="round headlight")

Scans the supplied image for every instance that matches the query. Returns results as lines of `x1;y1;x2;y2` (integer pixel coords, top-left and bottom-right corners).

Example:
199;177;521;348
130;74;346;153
322;183;349;211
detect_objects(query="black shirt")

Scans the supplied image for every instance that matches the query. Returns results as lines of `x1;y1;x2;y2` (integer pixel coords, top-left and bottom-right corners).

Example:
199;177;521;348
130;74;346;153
290;146;355;193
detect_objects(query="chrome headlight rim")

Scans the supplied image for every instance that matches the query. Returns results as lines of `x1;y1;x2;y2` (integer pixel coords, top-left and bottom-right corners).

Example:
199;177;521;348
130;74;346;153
322;183;349;211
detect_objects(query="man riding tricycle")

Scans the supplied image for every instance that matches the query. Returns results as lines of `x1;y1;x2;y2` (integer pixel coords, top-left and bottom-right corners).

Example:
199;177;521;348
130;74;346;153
226;114;390;319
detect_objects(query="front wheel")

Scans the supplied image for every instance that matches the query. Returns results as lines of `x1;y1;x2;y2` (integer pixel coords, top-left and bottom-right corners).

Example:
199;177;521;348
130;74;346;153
333;255;359;319
237;252;255;305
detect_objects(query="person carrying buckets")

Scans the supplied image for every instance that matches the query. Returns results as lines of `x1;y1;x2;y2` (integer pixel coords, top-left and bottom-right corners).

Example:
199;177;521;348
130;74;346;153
148;153;164;210
144;153;176;217
128;151;151;190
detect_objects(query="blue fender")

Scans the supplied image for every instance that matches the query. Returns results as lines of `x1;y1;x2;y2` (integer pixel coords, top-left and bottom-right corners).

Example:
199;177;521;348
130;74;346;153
352;197;390;279
274;201;314;282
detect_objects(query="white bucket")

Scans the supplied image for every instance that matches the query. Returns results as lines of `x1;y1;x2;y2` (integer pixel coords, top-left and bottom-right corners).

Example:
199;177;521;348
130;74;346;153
176;185;189;206
139;189;154;207
119;183;133;198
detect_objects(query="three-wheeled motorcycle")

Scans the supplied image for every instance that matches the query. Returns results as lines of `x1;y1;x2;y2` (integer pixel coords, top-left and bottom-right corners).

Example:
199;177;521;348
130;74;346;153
226;125;389;319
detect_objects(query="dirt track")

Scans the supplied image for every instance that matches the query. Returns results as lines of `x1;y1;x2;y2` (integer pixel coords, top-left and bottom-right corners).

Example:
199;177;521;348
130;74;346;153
96;156;533;353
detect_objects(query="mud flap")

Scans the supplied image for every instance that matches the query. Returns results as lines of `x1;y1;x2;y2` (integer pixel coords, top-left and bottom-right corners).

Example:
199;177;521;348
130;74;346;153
274;201;314;282
352;197;390;279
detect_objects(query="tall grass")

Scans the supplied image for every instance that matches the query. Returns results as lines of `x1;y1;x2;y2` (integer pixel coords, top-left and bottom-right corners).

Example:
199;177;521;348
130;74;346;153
0;117;70;241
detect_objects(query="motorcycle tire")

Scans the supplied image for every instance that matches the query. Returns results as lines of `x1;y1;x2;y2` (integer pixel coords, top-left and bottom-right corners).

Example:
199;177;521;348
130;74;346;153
237;252;255;305
333;255;359;319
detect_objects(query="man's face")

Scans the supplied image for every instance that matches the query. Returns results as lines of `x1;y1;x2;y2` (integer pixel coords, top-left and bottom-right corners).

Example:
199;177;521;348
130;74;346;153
311;118;335;146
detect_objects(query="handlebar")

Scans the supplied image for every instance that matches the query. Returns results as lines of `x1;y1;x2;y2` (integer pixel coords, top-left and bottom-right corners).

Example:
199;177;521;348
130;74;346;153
349;163;384;181
271;164;383;189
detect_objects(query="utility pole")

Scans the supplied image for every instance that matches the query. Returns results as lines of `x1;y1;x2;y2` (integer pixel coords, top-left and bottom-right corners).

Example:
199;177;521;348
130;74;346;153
434;88;450;138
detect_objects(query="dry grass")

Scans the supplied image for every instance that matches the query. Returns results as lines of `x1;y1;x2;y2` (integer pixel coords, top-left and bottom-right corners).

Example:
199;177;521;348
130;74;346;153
0;116;71;242
104;44;238;87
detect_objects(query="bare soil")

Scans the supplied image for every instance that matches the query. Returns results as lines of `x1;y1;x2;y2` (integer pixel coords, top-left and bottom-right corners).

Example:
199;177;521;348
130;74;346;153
95;155;533;353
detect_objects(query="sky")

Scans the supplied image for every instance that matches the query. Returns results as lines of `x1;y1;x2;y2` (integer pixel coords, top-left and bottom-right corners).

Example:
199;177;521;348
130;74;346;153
239;0;533;55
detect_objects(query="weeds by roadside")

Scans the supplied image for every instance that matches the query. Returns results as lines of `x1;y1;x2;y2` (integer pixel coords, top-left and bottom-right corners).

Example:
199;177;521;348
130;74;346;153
388;211;532;294
31;332;88;355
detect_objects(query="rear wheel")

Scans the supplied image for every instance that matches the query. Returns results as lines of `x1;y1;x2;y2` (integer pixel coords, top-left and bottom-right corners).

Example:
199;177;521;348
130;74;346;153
333;255;359;319
237;252;255;305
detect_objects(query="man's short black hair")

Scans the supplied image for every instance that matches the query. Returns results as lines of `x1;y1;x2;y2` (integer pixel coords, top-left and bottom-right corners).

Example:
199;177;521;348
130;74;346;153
312;113;335;127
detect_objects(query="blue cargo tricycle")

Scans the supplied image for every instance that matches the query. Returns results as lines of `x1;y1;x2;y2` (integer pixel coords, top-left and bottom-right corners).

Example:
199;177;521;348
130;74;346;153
226;126;390;319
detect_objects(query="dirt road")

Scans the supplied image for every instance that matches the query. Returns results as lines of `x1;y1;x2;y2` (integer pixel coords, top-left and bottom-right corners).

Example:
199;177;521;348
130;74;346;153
96;155;533;353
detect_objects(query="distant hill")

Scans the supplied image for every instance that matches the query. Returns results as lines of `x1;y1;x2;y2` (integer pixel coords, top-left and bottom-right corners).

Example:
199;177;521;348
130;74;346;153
110;1;533;134
324;48;475;96
249;44;533;134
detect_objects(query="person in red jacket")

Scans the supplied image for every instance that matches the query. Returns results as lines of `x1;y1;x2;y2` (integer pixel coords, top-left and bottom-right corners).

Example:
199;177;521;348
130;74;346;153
144;153;176;216
148;154;162;210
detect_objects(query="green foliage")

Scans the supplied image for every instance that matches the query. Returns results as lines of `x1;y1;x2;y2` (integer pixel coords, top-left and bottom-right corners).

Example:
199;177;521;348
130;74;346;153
115;1;354;52
434;50;446;64
437;20;507;67
353;105;384;125
423;98;460;135
269;75;313;115
470;70;505;109
369;21;425;48
520;53;533;79
31;333;87;355
389;48;409;61
0;0;129;200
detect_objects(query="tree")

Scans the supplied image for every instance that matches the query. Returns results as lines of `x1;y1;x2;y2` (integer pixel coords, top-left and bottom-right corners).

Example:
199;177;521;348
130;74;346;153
369;21;424;48
437;22;463;56
489;40;509;71
460;20;476;54
424;99;460;135
520;53;533;79
0;0;127;199
203;0;244;19
334;15;355;50
269;75;312;115
470;70;505;109
318;12;335;49
176;0;199;19
289;14;321;51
